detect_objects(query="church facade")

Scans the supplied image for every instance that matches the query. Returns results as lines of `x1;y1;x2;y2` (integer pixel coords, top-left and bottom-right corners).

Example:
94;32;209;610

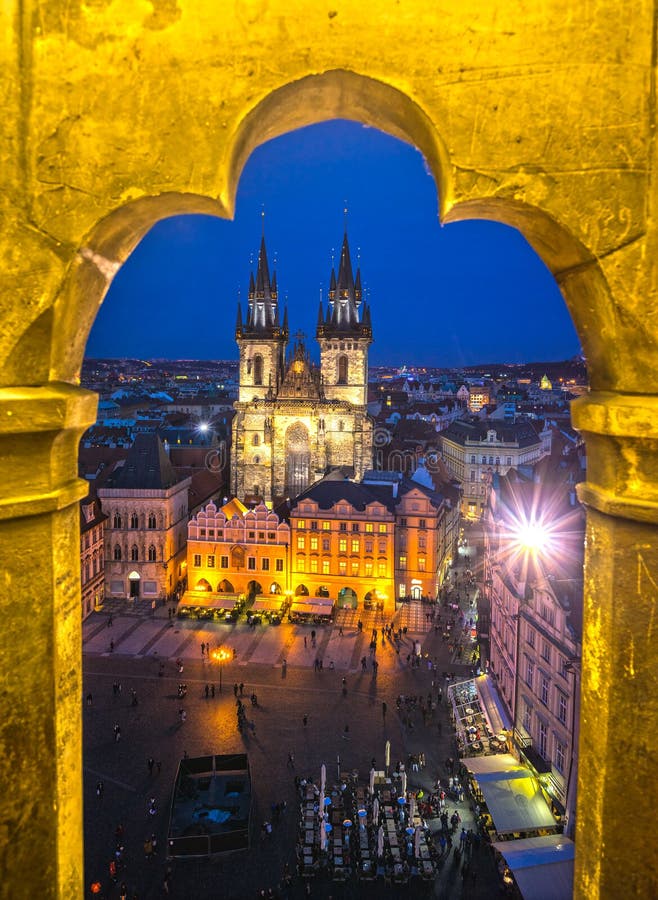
231;230;374;503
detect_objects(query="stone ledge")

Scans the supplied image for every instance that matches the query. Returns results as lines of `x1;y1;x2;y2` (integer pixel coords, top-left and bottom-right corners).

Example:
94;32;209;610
572;391;658;439
0;383;97;434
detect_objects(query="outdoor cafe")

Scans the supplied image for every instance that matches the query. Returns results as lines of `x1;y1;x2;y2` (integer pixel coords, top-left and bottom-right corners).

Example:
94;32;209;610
176;591;245;622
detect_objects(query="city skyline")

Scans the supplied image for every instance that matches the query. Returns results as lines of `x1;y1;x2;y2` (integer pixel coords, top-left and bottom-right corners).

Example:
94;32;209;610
87;120;581;367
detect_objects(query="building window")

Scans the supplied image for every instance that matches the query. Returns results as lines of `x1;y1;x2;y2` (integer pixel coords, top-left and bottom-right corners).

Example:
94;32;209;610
252;433;260;447
310;520;318;530
193;553;201;567
506;456;512;465
322;538;330;552
322;559;330;575
310;558;319;573
555;739;566;774
538;720;548;758
558;693;568;724
297;535;305;550
400;517;407;527
200;528;206;537
419;519;426;528
399;555;407;570
541;640;551;663
379;524;387;533
207;555;215;568
365;523;374;533
113;513;122;529
275;559;284;572
378;561;386;576
526;659;534;689
365;561;373;577
351;523;360;532
365;540;373;553
310;536;318;551
322;521;331;531
148;513;156;529
541;675;550;706
130;514;139;529
267;532;274;539
470;455;476;464
351;561;359;576
131;545;139;561
351;539;359;553
418;535;426;549
338;560;347;576
114;545;122;561
220;555;229;568
261;558;270;571
470;471;476;482
379;541;387;554
481;456;486;464
253;354;263;385
148;545;156;562
523;704;532;732
339;538;347;553
297;519;305;529
527;626;536;648
337;355;348;384
418;555;426;571
339;522;347;532
248;557;256;570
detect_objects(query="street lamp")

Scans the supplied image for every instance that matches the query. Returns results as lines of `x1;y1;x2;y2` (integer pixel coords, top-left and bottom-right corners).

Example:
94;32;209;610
211;647;231;693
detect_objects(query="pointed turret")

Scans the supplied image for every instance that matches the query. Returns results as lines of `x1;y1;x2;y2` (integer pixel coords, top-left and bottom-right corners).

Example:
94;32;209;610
235;302;243;335
316;228;368;337
243;233;281;334
355;268;362;307
317;301;324;328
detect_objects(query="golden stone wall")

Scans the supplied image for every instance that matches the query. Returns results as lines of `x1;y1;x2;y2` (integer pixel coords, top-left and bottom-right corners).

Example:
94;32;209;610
1;1;657;896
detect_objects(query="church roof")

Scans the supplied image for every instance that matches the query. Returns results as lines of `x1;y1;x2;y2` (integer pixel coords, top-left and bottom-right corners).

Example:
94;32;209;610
102;433;181;490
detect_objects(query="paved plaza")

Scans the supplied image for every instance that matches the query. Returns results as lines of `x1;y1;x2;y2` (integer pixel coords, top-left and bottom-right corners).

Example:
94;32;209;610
83;549;503;899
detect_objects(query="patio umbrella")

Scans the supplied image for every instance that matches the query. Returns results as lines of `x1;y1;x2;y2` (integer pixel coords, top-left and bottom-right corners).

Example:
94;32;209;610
385;740;391;770
414;826;422;857
372;797;380;824
320;819;327;851
369;767;375;795
377;825;384;857
319;787;324;818
320;762;326;793
401;770;407;795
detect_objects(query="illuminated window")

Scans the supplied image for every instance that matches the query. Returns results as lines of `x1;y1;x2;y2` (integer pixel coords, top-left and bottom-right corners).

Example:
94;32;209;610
322;521;331;531
378;524;387;533
310;558;319;573
338;561;347;576
378;561;386;576
296;555;304;573
297;520;305;529
297;535;305;550
418;556;426;571
339;538;347;553
365;523;374;533
399;555;407;570
310;536;318;551
322;559;330;575
364;561;373;577
207;555;215;568
351;539;359;553
351;561;359;576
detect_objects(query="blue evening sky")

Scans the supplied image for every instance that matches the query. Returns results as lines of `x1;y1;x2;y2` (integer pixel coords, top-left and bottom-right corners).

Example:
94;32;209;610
87;120;580;367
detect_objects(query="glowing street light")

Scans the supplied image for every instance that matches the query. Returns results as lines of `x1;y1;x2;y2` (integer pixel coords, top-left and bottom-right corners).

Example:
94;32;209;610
211;647;231;692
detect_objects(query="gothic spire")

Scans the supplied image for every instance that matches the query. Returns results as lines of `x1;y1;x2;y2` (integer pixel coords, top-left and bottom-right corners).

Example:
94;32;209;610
244;231;280;333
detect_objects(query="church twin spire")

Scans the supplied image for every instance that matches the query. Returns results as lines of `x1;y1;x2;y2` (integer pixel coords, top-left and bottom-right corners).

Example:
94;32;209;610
236;234;286;338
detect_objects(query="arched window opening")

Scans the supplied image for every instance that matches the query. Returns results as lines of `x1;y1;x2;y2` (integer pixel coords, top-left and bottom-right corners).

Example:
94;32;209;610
113;513;122;529
114;545;122;561
148;545;156;561
148;513;156;529
131;545;139;561
254;354;263;385
337;355;348;385
130;513;139;529
252;433;260;446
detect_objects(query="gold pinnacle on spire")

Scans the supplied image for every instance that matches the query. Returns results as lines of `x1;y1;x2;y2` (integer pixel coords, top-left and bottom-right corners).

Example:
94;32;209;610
343;201;348;231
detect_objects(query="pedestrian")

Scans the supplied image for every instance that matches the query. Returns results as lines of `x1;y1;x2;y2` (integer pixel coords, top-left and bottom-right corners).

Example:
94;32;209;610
86;692;93;706
342;724;350;740
382;701;387;719
114;723;121;742
233;682;239;697
108;859;117;883
156;760;162;774
109;640;115;653
239;682;244;695
211;683;215;698
204;683;209;698
96;780;104;799
287;750;295;769
304;635;307;648
147;757;154;774
339;626;343;636
201;641;205;656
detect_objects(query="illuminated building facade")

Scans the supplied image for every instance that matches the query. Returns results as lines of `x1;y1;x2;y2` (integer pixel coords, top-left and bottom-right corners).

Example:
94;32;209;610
231;231;373;503
80;495;107;619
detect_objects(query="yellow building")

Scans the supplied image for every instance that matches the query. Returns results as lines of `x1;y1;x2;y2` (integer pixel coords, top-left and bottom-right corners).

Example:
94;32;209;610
232;231;373;502
289;475;396;614
187;499;291;599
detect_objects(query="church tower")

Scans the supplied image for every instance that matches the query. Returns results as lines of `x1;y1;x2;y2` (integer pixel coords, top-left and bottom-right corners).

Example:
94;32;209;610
316;230;372;406
235;234;288;402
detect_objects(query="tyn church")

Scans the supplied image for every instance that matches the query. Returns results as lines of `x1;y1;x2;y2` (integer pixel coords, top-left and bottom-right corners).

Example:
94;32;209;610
231;229;374;503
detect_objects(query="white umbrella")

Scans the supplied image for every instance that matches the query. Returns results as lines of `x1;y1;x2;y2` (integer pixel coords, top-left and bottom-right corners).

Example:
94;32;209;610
408;794;415;822
320;819;327;851
319;787;325;820
372;797;380;824
401;769;407;795
369;767;375;795
320;762;326;793
377;825;384;857
414;825;421;856
385;740;391;769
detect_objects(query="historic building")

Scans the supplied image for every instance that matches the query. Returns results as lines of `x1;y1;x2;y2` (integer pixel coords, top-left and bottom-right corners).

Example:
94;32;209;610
98;433;191;602
187;498;291;598
231;230;373;503
80;494;107;619
439;417;552;519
